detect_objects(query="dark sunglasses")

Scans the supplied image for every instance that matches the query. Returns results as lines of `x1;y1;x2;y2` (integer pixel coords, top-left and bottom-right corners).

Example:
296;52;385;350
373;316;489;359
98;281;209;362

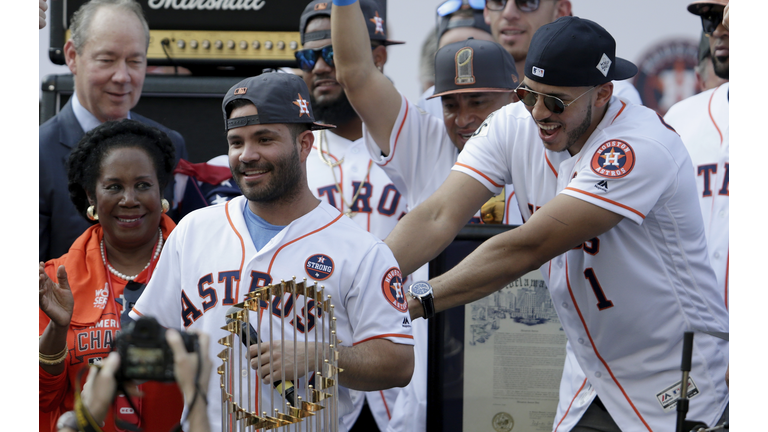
485;0;546;12
295;45;335;72
437;0;485;16
515;85;596;114
700;9;724;35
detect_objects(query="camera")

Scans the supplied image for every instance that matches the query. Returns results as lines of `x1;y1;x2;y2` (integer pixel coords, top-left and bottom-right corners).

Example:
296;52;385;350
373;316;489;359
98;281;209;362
114;316;198;381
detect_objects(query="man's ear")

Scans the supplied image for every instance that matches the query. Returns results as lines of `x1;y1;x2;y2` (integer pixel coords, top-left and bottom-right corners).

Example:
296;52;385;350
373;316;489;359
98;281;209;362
555;0;572;18
298;129;315;163
594;82;613;108
372;45;388;71
64;40;78;75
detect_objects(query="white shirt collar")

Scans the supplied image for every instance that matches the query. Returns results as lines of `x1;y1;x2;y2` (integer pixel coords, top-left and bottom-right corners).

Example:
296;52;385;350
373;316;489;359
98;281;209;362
70;91;132;133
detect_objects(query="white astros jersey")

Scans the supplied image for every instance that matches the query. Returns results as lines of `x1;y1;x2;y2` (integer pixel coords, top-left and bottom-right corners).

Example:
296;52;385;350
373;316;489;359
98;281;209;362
130;196;414;432
308;130;409;239
456;96;729;431
664;83;729;308
306;130;409;430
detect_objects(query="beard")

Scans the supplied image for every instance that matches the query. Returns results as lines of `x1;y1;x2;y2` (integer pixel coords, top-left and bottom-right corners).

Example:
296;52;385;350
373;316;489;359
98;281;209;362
233;142;303;204
712;55;729;80
310;90;359;126
563;103;592;153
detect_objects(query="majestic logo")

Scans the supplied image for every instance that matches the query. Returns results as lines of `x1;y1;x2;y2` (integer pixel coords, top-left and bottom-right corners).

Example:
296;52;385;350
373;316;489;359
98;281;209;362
594;180;608;192
234;87;247;95
656;377;700;411
305;254;334;281
381;267;408;312
455;47;475;85
369;11;385;35
596;53;612;77
94;283;109;309
590;140;636;179
532;66;545;77
292;94;310;117
402;317;411;328
314;2;328;10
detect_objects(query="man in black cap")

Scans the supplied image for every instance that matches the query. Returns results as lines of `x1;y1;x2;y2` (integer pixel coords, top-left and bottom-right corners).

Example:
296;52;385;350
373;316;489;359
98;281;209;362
129;72;415;432
296;2;413;430
364;15;728;431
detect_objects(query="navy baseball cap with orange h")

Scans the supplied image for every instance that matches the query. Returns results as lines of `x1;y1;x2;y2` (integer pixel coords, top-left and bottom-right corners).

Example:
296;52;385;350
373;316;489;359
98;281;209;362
299;0;403;46
222;72;335;131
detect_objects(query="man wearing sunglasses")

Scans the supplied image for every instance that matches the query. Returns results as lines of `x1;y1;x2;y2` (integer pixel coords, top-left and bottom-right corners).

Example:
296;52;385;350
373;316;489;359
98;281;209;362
295;1;412;431
664;1;729;308
364;14;729;431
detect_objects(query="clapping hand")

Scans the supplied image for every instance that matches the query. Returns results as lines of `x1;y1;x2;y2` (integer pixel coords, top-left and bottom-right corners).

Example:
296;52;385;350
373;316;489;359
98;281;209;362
39;263;74;328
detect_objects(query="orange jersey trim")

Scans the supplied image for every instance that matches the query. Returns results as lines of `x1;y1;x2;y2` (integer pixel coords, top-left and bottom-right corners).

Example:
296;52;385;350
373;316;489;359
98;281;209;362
545;152;559;178
505;191;516;224
225;201;248;302
132;307;144;317
724;247;729;310
708;88;724;145
267;213;344;274
382;97;410;167
564;259;653;431
565;187;645;220
353;334;415;346
379;390;392;419
454;162;504;188
610;100;627;124
554;378;588;432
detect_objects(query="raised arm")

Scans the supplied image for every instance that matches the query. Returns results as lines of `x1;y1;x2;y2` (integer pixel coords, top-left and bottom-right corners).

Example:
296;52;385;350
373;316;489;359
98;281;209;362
410;194;624;319
331;0;403;155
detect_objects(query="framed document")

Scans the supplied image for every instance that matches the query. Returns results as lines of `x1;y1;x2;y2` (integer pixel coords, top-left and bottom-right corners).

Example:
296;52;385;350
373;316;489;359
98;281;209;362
427;225;567;432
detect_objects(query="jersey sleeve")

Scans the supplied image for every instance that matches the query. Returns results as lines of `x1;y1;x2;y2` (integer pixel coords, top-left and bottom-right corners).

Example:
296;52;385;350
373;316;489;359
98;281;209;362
453;109;512;195
362;93;457;206
561;133;680;225
343;242;414;347
130;226;184;330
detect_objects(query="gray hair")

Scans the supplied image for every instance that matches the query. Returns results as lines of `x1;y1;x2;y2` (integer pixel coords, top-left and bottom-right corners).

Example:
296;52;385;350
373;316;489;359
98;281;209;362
69;0;150;53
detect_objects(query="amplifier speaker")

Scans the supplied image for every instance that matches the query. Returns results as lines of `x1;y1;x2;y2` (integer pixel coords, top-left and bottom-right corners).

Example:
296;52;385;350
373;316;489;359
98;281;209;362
41;74;247;164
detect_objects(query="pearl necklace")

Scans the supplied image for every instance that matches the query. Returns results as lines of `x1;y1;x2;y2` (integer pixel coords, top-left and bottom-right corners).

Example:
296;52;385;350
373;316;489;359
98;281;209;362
100;228;164;281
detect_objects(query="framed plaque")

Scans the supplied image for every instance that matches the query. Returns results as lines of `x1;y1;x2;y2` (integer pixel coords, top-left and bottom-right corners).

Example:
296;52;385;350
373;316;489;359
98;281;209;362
427;225;567;432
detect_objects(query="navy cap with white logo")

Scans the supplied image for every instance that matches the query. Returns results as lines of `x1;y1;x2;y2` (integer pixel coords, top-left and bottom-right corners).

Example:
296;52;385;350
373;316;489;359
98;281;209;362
525;16;637;87
222;72;335;131
428;38;518;100
299;0;403;46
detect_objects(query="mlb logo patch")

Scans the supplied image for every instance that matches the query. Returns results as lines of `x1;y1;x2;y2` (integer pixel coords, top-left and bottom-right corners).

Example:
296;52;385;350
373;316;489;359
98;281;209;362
532;66;545;77
656;377;700;412
305;254;334;281
234;87;247;95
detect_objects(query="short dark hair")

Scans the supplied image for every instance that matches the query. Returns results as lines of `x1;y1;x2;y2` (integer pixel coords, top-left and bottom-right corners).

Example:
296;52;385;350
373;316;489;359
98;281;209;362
67;119;176;223
225;99;310;143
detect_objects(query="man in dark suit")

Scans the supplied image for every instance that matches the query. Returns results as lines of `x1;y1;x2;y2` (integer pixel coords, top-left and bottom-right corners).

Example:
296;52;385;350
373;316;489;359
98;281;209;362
39;0;187;262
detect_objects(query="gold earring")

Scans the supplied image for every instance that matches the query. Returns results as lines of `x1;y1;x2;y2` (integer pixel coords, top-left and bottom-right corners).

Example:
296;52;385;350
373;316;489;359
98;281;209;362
86;205;99;221
162;199;170;213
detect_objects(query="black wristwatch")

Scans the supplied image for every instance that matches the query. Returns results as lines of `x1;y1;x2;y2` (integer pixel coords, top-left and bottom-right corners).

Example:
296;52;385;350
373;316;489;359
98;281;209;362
409;281;435;319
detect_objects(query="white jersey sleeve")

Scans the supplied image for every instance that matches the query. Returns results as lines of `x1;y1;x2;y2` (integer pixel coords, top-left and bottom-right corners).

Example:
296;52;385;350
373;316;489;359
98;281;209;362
363;93;458;208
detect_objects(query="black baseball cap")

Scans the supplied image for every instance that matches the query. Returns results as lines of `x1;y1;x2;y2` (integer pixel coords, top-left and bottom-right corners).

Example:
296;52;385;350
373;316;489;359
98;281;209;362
525;16;638;87
222;72;335;131
428;38;518;99
299;0;404;46
437;10;491;42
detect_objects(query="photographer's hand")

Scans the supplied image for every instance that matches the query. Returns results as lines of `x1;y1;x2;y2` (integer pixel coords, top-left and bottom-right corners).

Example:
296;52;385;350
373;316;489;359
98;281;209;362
82;352;121;424
166;329;212;432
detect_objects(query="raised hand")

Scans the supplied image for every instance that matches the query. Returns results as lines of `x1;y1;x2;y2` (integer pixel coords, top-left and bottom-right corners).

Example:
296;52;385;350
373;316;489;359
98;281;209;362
39;263;74;328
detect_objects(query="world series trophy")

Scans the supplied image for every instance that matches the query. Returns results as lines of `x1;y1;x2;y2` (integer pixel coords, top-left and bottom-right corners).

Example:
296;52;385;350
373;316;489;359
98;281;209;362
218;278;342;431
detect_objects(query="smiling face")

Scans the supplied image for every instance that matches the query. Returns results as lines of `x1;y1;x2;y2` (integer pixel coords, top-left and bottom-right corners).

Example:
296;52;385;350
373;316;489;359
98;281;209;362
441;92;515;150
707;5;729;79
484;0;569;65
302;17;343;106
91;147;162;251
65;5;147;123
519;79;609;155
227;104;306;206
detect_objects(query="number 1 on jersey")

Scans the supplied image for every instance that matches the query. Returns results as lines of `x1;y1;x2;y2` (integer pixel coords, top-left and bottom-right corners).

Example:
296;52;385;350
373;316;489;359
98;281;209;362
584;268;614;310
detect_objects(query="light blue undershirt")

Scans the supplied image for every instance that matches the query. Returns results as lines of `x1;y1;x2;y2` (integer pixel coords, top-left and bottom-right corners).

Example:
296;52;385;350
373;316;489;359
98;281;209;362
243;204;286;251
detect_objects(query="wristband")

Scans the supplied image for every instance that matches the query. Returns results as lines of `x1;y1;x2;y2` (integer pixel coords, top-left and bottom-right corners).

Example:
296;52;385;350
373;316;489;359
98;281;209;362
332;0;358;5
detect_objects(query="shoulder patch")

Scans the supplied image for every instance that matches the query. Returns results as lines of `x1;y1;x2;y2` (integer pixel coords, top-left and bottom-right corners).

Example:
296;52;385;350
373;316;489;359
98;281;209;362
381;267;408;313
590;140;636;179
305;254;334;281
